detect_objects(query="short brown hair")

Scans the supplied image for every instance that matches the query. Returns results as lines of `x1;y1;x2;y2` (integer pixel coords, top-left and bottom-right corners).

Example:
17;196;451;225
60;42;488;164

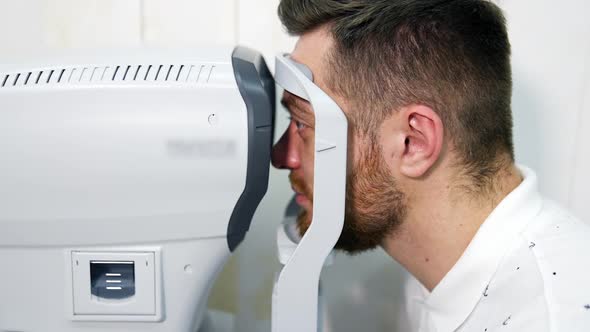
278;0;514;188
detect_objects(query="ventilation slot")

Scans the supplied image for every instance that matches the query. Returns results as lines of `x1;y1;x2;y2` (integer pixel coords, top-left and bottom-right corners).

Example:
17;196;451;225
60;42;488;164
133;65;142;81
79;67;88;82
154;65;164;81
206;65;216;83
143;65;152;80
46;70;55;83
57;69;66;83
111;66;121;81
185;65;194;82
12;73;21;86
197;65;205;81
98;67;110;81
176;65;185;81
122;65;131;80
67;68;75;82
89;67;98;81
163;65;172;81
24;72;32;85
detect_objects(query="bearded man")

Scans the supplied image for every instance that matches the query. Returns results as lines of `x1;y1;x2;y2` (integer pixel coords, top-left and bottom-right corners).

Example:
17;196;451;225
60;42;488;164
270;0;590;331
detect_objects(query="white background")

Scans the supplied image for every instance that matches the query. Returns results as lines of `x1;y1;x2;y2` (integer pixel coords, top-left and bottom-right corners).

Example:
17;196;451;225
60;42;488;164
0;0;588;331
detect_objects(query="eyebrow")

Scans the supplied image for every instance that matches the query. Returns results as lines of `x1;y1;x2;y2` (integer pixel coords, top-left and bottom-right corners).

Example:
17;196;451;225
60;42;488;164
280;93;312;118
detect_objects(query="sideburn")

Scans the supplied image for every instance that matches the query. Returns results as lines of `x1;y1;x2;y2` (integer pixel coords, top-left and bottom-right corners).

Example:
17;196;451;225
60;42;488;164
335;141;407;254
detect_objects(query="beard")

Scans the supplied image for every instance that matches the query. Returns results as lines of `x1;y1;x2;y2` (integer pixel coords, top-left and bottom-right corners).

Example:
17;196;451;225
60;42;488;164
292;142;407;254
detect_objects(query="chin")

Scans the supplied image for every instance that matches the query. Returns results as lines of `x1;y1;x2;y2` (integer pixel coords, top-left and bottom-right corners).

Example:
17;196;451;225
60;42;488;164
296;209;312;237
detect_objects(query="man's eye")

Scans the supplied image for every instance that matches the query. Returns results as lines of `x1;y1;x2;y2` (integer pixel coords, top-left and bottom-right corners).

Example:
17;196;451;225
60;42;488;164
287;116;307;131
295;120;307;131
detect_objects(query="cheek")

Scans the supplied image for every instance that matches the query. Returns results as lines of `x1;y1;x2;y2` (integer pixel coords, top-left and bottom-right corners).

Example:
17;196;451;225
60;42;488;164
301;134;316;187
348;137;373;177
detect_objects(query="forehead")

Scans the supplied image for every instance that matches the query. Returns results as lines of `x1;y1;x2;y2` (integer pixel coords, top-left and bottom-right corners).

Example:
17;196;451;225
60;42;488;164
290;26;333;91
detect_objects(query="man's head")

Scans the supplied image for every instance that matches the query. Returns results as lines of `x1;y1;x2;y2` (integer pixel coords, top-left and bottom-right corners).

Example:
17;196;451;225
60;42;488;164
272;0;513;254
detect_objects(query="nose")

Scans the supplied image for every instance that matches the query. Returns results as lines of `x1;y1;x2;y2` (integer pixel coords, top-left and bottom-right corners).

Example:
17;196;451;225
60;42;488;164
271;122;301;170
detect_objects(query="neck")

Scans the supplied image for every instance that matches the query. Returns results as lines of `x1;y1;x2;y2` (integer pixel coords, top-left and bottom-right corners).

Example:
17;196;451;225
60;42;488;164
381;163;523;291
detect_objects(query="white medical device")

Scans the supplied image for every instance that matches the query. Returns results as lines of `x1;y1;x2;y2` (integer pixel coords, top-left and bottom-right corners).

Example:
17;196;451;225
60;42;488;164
272;54;348;332
0;46;274;332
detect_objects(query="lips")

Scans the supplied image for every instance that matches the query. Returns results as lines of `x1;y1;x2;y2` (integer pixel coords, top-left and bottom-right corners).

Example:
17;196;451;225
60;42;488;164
291;185;311;209
289;173;312;208
295;192;310;206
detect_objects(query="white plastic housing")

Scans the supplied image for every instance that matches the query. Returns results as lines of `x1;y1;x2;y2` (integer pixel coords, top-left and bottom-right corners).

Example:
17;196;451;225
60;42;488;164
0;48;250;331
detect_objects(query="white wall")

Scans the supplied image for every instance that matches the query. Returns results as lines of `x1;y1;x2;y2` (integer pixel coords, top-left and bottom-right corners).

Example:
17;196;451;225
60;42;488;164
503;0;590;210
1;1;588;331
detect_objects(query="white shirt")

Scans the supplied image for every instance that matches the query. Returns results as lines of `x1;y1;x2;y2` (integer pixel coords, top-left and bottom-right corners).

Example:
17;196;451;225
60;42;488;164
401;166;590;332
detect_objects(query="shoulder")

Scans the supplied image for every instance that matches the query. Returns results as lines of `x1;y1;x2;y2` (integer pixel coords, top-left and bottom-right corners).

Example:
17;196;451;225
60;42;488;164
467;201;590;332
521;198;590;331
525;198;590;255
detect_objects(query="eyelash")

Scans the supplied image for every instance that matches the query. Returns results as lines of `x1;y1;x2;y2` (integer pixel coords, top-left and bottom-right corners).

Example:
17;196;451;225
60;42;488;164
287;116;308;131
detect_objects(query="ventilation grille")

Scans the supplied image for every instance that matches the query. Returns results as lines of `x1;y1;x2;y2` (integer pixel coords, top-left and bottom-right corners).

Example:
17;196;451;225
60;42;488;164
0;64;216;89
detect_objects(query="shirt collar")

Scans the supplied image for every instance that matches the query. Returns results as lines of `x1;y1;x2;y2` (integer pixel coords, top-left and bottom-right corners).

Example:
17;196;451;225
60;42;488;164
414;165;543;331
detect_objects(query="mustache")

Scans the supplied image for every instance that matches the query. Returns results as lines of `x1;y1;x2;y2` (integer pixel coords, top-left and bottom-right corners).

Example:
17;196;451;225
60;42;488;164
289;173;313;199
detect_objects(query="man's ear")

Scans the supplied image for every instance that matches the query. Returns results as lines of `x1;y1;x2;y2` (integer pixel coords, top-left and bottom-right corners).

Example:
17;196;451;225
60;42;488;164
381;105;444;178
